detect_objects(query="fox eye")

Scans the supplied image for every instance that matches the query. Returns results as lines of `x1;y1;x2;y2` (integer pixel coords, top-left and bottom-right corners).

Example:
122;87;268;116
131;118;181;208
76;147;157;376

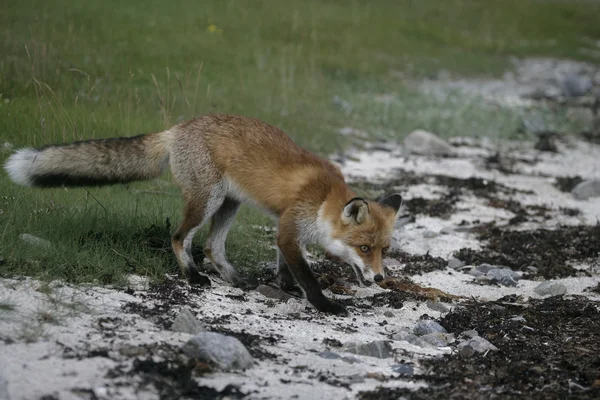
382;247;389;255
359;245;370;253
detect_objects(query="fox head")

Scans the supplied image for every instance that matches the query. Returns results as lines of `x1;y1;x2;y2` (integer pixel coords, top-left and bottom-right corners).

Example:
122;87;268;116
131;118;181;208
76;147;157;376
320;193;403;286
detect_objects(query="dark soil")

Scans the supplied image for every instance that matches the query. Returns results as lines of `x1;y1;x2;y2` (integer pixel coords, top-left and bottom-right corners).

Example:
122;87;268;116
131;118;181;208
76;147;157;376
403;191;459;219
454;224;600;279
359;296;600;400
122;278;204;329
387;250;448;275
554;176;584;193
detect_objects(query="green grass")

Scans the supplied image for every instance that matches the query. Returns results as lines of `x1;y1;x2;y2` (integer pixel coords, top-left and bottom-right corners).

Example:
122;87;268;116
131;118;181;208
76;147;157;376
1;0;599;285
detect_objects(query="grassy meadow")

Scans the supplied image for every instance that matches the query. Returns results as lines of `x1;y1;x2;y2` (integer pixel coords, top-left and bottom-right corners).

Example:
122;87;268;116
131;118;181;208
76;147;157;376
1;0;599;284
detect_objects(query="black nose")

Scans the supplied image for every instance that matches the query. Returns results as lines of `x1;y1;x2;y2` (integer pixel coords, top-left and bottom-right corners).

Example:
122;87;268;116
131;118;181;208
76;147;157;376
374;274;384;283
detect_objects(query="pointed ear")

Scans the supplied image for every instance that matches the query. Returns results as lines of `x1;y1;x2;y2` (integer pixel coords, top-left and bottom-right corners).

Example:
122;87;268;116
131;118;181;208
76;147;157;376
379;193;403;217
342;197;370;225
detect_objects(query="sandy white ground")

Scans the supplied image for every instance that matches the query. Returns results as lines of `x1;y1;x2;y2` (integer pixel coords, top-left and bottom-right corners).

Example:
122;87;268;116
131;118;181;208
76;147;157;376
1;133;599;400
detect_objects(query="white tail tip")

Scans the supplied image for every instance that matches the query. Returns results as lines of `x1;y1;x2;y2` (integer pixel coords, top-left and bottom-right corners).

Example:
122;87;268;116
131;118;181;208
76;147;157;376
4;148;39;187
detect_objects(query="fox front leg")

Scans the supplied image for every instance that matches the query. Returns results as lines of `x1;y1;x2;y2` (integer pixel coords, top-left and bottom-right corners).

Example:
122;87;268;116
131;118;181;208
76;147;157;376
277;216;347;316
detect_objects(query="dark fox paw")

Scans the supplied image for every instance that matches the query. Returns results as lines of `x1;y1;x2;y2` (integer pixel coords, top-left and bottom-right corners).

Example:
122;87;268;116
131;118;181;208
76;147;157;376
186;267;211;287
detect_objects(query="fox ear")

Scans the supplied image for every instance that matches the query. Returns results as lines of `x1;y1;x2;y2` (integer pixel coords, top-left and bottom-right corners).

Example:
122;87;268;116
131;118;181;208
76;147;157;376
342;197;369;225
379;193;403;217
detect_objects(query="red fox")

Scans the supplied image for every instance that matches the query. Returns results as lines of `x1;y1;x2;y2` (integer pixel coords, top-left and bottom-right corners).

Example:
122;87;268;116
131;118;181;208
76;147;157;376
5;115;402;315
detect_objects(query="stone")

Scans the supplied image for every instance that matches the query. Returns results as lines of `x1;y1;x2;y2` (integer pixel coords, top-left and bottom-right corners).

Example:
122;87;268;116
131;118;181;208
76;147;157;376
404;129;454;156
0;375;9;400
457;336;498;353
182;332;253;370
383;310;395;318
572;179;600;200
19;233;51;249
420;332;454;347
318;351;341;360
171;308;205;335
461;329;479;338
486;268;521;287
342;340;393;359
475;264;495;274
561;73;593;97
422;230;438;238
413;319;447;336
426;301;450;313
534;281;567;297
256;285;293;302
391;363;414;376
447;257;465;269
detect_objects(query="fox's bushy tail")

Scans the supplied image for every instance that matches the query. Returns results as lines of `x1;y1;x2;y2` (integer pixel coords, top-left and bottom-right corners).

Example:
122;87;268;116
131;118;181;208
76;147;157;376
4;131;171;187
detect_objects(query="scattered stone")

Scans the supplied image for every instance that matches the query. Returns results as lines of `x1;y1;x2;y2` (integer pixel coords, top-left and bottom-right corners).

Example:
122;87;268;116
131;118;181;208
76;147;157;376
486;267;521;286
256;285;293;302
413;320;447;336
383;311;395;318
461;329;479;338
420;333;454;347
343;340;393;359
404;129;454;156
182;332;253;370
526;266;539;274
341;355;361;364
510;315;526;322
561;73;593;97
426;301;451;313
0;375;9;400
422;230;438;238
571;179;600;200
171;308;205;335
19;233;52;249
391;363;414;376
459;344;476;358
447;257;465;269
534;281;567;297
475;264;495;274
440;226;453;235
322;338;343;348
318;351;341;360
457;336;498;353
392;331;429;347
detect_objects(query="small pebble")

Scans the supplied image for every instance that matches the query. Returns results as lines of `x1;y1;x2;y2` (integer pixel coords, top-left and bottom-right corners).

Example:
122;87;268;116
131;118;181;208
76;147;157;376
447;257;465;269
413;320;447;336
534;281;567;297
383;311;395;318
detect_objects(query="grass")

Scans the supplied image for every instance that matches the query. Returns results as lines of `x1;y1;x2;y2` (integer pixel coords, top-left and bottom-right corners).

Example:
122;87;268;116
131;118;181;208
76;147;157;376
0;0;599;285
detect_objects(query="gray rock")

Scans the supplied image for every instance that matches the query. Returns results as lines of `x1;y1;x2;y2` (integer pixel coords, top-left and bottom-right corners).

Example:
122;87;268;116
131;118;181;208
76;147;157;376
182;332;253;370
447;257;465;269
440;226;453;235
19;233;52;249
392;331;429;347
332;96;353;114
461;329;479;338
526;266;539;274
383;310;395;318
0;375;9;400
318;351;341;360
171;308;205;335
422;230;438;238
459;344;476;358
476;263;495;274
486;268;521;287
534;281;567;297
256;285;293;302
343;340;393;359
426;301;450;313
561;74;593;97
572;179;600;200
468;268;485;278
458;336;498;353
404;129;454;156
420;333;454;347
413;320;447;336
391;363;414;376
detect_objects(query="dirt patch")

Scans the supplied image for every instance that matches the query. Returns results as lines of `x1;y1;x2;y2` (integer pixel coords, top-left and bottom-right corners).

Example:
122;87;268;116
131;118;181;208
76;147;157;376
454;224;600;279
554;176;584;193
122;278;204;329
403;191;459;219
387;250;448;276
107;343;246;400
359;296;600;400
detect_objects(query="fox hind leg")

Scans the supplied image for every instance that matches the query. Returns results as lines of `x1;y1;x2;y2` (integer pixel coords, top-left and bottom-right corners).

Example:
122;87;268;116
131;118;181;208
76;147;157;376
172;190;225;286
203;198;248;286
